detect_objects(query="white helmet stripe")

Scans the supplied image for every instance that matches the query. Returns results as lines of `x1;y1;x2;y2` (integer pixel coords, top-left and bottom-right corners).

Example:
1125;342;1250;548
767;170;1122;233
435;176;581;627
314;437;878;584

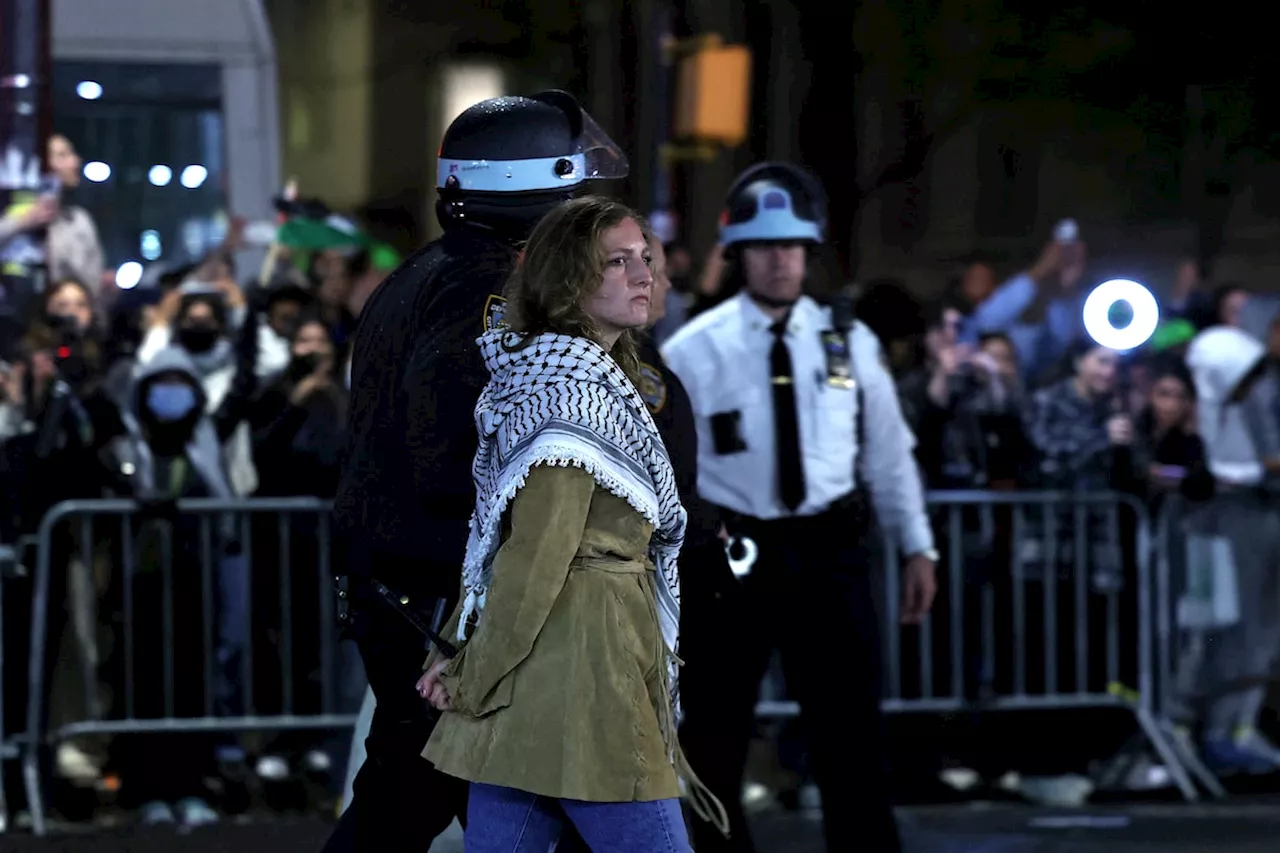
720;211;822;245
437;153;586;193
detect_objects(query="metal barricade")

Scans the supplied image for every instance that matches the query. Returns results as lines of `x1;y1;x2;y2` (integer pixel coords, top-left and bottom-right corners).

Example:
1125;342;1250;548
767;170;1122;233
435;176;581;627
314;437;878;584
752;490;1204;801
0;534;36;833
886;490;1145;714
13;490;1223;831
1140;493;1248;800
21;498;357;836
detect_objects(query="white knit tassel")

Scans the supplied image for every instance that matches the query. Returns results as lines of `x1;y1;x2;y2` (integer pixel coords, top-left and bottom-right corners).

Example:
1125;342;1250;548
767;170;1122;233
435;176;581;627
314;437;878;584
457;590;477;642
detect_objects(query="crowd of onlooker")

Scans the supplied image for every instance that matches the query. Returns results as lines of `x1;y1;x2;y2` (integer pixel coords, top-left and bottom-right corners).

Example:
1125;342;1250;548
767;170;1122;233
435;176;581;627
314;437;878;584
669;234;1280;805
666;235;1227;519
1;136;388;825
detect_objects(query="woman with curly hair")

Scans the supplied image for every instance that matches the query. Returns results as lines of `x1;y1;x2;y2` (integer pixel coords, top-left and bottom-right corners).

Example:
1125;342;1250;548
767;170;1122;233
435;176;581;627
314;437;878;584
417;195;726;852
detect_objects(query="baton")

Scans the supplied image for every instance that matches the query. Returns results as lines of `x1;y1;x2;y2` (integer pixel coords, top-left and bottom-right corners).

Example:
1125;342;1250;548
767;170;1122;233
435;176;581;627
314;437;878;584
372;580;458;658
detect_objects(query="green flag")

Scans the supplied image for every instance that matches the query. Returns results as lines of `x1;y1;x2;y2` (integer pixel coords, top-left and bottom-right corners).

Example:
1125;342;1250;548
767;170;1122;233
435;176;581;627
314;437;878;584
1150;318;1197;352
276;215;368;252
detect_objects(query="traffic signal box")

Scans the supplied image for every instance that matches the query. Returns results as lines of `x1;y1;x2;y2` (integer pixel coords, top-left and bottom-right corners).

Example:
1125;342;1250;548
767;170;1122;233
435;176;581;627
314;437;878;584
673;35;751;147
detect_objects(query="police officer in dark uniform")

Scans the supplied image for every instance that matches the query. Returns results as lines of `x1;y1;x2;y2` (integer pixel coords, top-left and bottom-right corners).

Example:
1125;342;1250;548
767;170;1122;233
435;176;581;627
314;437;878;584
324;90;627;852
635;240;753;850
662;163;938;853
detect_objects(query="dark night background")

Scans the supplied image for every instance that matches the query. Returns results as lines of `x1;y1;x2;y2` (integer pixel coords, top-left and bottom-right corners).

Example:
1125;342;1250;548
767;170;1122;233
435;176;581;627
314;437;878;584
259;0;1280;297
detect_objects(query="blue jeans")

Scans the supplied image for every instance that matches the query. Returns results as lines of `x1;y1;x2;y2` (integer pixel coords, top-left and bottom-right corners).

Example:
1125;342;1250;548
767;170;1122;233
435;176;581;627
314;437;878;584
466;782;693;853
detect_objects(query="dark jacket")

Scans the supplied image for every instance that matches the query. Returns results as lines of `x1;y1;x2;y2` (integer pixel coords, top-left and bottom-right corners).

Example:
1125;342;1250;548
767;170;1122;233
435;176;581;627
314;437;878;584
635;333;738;608
249;377;346;499
333;224;515;599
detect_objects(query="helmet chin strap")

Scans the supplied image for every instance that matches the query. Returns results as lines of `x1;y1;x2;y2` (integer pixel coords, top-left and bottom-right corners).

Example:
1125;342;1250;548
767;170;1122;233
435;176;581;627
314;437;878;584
439;190;576;243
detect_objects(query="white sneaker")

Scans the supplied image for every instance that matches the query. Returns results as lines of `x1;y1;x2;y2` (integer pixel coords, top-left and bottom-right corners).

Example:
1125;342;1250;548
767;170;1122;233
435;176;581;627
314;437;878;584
740;782;772;812
55;743;102;785
797;783;821;811
139;801;175;825
939;766;981;792
255;754;290;781
303;749;332;774
174;797;219;828
1122;755;1173;791
1018;774;1095;807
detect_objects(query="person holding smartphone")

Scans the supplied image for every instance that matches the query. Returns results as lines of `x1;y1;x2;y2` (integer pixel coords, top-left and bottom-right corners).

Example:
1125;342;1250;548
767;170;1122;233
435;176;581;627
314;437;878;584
1133;359;1210;502
0;134;105;294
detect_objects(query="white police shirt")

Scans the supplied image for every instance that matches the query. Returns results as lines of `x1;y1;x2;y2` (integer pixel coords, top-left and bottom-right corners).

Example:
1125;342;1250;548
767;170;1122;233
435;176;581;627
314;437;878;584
661;292;934;557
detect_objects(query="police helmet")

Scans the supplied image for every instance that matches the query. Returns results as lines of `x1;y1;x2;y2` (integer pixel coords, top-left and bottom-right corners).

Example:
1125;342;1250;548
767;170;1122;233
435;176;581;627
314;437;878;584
719;162;827;248
436;90;628;234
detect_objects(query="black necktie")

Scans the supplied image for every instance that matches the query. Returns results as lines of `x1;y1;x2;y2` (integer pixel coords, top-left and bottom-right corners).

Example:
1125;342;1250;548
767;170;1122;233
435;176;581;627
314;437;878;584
770;319;806;512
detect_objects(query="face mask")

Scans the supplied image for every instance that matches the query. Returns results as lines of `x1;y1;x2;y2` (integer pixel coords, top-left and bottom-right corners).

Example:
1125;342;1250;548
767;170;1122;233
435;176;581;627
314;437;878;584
45;312;84;342
177;324;220;354
145;382;198;423
286;351;321;382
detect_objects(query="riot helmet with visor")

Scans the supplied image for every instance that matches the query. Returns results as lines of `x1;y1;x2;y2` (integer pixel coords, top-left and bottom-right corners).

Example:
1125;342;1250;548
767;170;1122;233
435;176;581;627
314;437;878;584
436;90;628;237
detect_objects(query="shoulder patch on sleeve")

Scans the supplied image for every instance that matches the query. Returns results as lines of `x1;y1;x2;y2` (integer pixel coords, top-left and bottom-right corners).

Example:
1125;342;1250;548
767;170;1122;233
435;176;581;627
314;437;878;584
483;294;507;332
637;361;668;415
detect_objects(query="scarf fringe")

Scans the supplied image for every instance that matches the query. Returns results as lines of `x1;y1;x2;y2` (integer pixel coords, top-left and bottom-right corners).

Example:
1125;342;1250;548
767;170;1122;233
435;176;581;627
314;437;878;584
678;752;732;838
657;656;730;838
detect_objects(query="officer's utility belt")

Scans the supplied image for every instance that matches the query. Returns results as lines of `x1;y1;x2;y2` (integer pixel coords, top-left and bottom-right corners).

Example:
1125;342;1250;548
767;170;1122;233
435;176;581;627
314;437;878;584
334;574;456;657
725;490;869;535
720;490;869;577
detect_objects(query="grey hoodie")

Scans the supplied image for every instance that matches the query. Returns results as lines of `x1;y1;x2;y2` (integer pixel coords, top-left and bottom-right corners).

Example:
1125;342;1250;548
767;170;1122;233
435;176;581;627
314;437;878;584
118;345;233;500
1186;326;1280;486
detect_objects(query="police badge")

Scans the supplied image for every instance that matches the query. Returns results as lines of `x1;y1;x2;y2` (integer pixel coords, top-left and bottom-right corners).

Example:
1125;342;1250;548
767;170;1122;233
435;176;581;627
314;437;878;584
483;294;507;332
820;330;856;389
637;361;668;415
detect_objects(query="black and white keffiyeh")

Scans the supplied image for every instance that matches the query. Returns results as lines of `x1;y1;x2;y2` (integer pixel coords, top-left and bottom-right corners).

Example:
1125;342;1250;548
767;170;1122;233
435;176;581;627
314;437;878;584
459;328;687;709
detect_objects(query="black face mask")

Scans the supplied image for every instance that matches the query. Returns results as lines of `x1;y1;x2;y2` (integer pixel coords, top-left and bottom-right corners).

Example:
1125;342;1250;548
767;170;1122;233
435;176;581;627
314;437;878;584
285;352;321;382
44;312;83;344
177;324;220;354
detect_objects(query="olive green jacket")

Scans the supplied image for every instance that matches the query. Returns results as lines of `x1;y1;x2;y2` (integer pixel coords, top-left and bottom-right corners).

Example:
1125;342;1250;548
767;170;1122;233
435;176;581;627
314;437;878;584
423;464;681;802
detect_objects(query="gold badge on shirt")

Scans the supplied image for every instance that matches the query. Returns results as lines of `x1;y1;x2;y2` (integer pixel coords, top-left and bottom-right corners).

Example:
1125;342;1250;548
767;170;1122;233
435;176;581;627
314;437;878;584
820;330;856;389
637;362;668;415
482;294;507;332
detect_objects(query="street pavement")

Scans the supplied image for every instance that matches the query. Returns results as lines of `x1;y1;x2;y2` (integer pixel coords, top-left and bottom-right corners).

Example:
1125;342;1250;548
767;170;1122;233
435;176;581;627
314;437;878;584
7;800;1280;852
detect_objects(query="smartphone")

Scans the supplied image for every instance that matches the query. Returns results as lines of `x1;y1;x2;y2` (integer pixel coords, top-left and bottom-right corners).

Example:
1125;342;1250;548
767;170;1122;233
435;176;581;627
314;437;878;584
1153;465;1188;481
1053;218;1078;244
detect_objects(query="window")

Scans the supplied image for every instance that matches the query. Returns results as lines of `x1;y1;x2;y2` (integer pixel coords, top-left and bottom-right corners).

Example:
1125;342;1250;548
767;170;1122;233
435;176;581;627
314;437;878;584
53;61;228;275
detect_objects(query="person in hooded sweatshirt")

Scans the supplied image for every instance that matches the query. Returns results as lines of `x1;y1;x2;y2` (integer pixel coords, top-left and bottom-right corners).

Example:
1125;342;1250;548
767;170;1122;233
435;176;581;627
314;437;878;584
134;282;260;497
103;346;251;826
1183;322;1280;775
